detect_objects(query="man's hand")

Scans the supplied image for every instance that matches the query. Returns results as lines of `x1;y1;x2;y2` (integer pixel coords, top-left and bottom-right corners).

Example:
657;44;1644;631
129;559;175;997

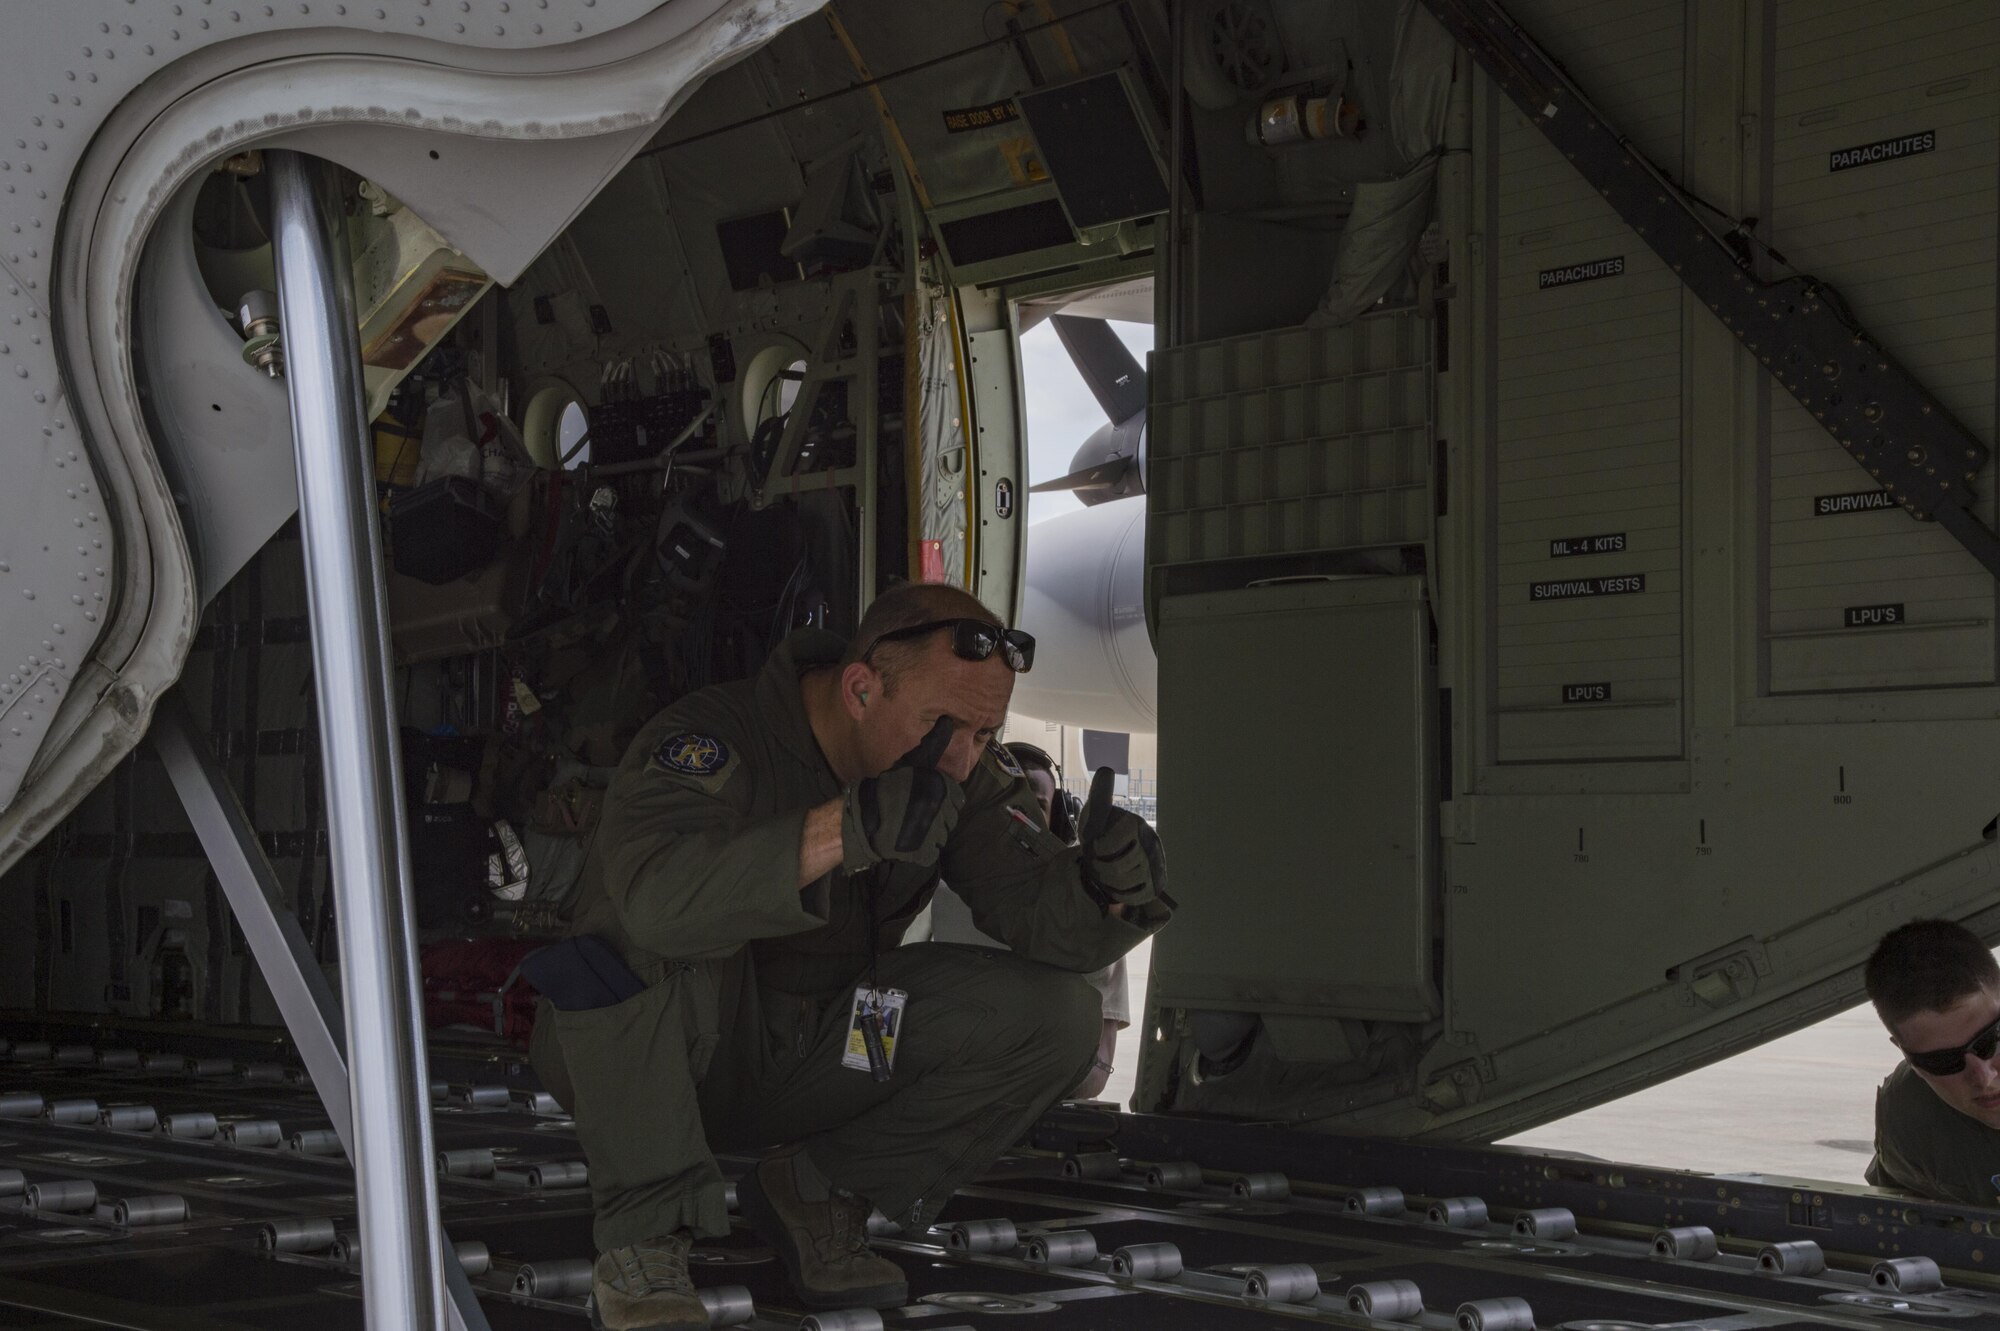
1078;766;1169;912
842;718;966;872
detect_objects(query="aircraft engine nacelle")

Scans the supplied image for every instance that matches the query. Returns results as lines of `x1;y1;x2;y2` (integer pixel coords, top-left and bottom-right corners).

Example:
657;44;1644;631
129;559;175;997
1010;496;1157;734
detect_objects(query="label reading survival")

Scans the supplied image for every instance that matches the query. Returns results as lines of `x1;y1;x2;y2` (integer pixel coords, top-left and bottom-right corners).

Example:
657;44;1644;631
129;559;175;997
1549;532;1627;558
1814;489;1896;516
1529;573;1646;601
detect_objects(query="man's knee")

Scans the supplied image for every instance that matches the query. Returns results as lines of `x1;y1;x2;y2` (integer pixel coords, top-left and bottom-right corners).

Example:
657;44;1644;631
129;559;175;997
984;962;1101;1077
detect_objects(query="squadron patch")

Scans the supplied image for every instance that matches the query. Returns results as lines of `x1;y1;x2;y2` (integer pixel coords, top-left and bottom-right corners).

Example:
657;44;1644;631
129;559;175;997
652;732;732;778
988;741;1025;779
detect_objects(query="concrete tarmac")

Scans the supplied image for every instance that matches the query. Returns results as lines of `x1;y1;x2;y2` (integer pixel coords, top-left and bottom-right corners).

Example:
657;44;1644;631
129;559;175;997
1103;944;1892;1189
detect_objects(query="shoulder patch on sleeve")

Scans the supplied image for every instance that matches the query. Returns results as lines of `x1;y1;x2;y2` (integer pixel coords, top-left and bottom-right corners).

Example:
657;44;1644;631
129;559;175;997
988;741;1025;779
648;732;736;788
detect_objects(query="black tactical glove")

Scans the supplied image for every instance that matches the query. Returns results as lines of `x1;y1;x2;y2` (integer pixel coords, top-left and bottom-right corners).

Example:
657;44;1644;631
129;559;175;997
1077;766;1171;911
842;717;966;872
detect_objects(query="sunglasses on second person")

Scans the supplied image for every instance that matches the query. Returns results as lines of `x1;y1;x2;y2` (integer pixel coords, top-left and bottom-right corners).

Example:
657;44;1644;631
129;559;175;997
863;618;1036;673
1904;1012;2000;1077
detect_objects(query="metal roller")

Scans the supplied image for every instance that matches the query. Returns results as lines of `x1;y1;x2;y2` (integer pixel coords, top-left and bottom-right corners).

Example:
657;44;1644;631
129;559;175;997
96;1049;140;1070
260;1217;338;1253
53;1044;95;1066
10;1042;51;1062
1428;1197;1489;1228
527;1161;588;1189
112;1195;189;1227
222;1120;283;1148
239;1062;287;1083
141;1053;187;1073
429;1080;450;1102
454;1241;491;1277
437;1149;496;1178
289;1128;343;1155
0;1092;42;1119
100;1105;158;1132
946;1218;1018;1253
45;1098;98;1125
1758;1241;1826;1277
699;1286;756;1327
1872;1257;1943;1294
800;1312;884;1331
0;1170;22;1197
1145;1161;1202;1189
1512;1208;1576;1241
1063;1151;1122;1180
1111;1242;1184;1280
724;1181;740;1212
162;1112;218;1139
1234;1171;1291;1200
26;1180;96;1212
1348;1279;1425;1320
1457;1298;1535;1331
189;1057;235;1076
513;1257;594;1298
864;1210;899;1237
459;1085;510;1108
331;1231;363;1268
1349;1186;1407;1216
1651;1226;1718;1260
515;1090;562;1115
1245;1264;1322;1303
1027;1231;1098;1266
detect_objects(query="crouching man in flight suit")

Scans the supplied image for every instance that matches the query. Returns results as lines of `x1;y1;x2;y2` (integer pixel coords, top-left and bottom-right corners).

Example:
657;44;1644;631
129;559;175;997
530;582;1171;1328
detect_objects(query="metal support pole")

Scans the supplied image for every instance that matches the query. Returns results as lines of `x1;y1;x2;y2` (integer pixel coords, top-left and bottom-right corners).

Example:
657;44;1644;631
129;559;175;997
1165;0;1186;350
152;690;493;1331
267;148;449;1331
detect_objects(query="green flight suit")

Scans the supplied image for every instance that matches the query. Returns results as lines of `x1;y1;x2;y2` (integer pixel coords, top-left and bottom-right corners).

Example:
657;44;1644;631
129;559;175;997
1865;1060;2000;1207
532;630;1169;1251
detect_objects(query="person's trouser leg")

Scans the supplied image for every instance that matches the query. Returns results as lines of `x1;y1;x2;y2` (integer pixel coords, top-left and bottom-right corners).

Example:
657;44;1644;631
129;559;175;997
715;944;1101;1230
547;961;732;1250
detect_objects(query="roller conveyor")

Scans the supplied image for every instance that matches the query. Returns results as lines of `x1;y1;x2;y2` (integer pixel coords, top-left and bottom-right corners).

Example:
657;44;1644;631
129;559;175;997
0;1039;1984;1329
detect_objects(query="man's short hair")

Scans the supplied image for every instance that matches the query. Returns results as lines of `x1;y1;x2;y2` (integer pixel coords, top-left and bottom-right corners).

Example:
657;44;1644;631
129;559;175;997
1865;919;2000;1028
843;582;1003;693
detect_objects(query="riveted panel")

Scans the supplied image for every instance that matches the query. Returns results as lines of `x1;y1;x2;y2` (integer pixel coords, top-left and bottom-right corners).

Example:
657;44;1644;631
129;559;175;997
1488;0;1686;762
1763;0;1999;693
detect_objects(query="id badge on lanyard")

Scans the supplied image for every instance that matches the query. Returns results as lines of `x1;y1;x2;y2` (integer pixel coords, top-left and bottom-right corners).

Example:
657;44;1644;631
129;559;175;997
841;987;908;1081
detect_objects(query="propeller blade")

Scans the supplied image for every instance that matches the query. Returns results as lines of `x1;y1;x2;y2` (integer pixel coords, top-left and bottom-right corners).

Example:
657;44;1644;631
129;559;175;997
1029;455;1133;494
1050;315;1147;426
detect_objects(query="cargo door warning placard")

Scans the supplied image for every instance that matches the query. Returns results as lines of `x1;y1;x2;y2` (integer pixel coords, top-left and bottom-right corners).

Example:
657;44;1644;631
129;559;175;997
1549;532;1627;557
1530;574;1646;601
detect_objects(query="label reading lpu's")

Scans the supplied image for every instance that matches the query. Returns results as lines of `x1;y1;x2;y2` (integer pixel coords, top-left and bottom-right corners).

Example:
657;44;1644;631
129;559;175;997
1549;532;1627;558
1814;489;1896;516
1562;682;1611;704
1829;131;1935;173
1529;573;1646;601
1539;256;1625;289
1845;603;1905;628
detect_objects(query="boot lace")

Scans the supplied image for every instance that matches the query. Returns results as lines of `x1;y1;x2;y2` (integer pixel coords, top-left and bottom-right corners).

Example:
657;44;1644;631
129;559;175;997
612;1233;695;1297
815;1191;874;1265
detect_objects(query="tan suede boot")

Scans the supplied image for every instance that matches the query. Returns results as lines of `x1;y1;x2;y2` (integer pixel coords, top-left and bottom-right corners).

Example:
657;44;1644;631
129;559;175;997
589;1232;708;1329
736;1146;909;1310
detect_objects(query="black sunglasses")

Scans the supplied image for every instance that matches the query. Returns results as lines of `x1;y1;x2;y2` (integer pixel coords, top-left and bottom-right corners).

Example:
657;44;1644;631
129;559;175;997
864;617;1036;673
1905;1013;2000;1077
